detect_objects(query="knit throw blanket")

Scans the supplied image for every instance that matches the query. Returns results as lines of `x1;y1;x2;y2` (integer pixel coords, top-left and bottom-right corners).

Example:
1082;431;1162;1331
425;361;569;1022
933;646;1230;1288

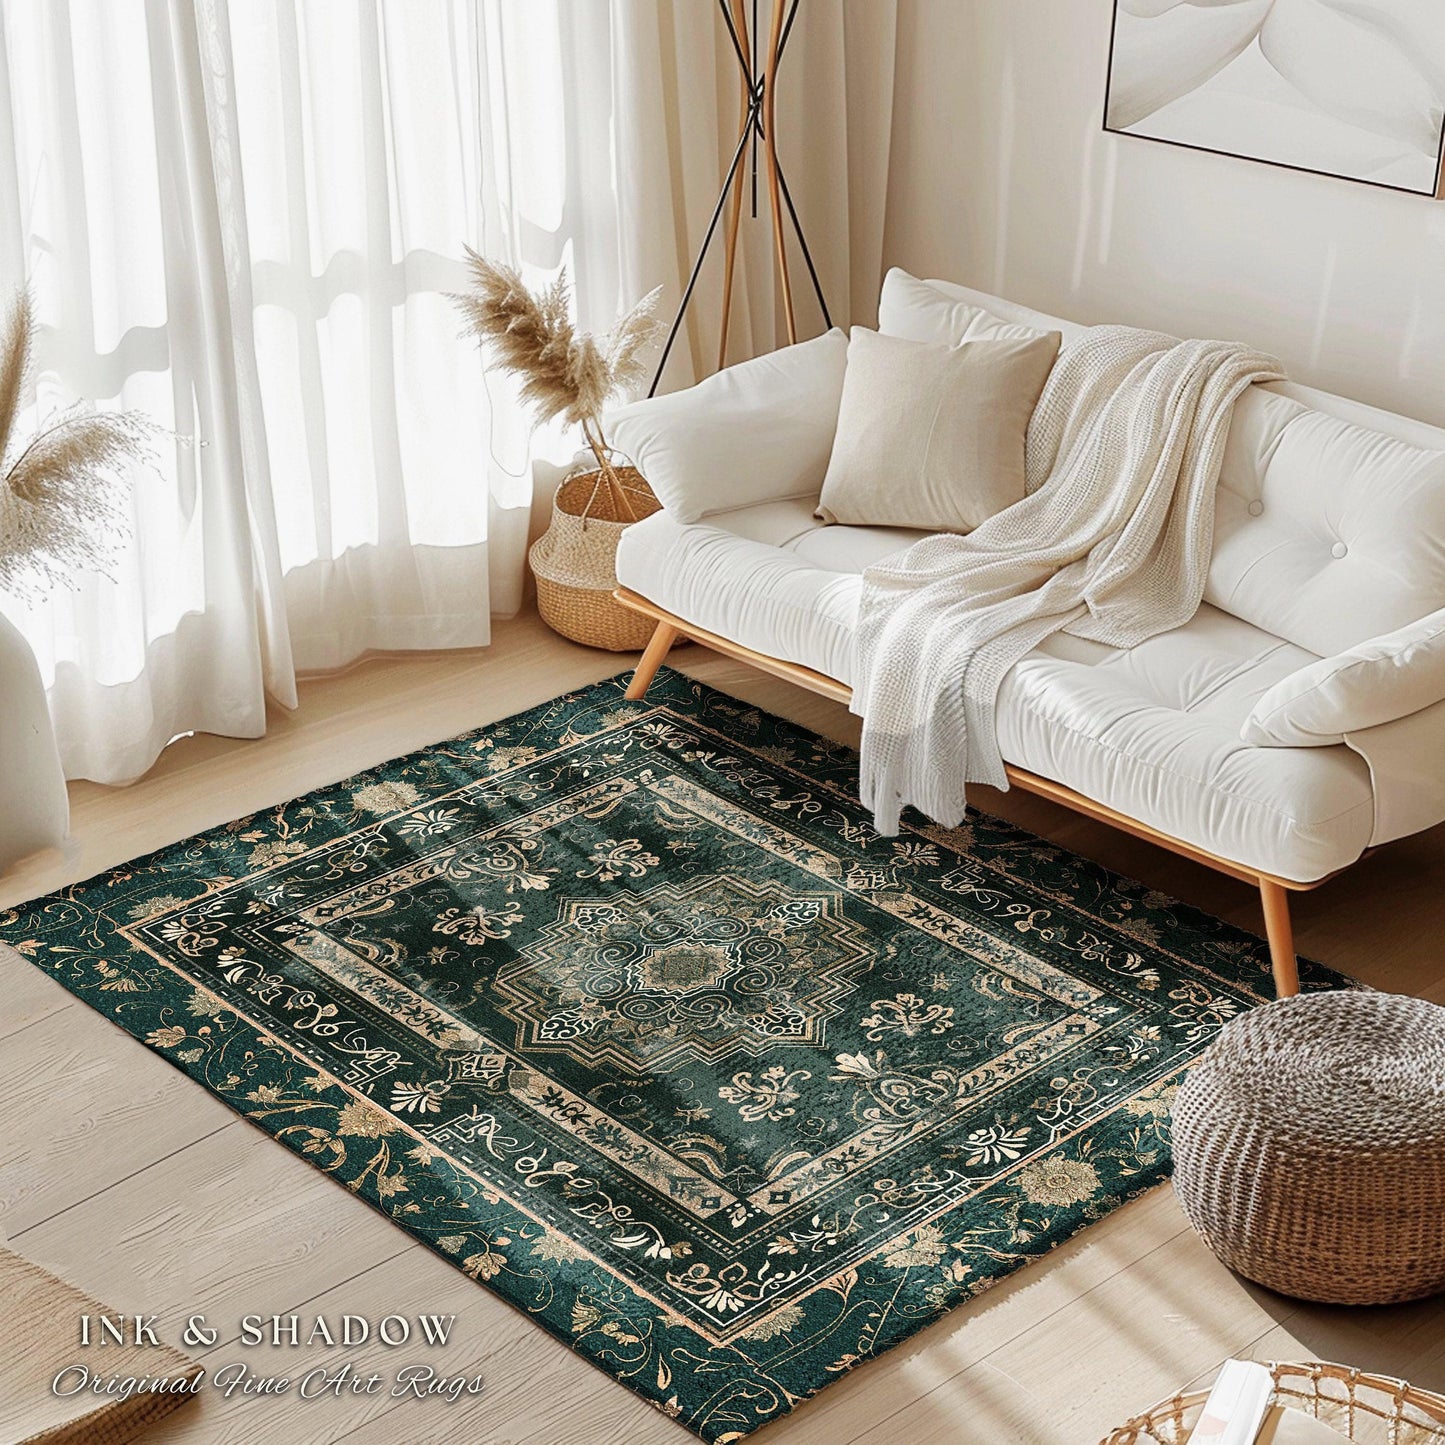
851;324;1283;835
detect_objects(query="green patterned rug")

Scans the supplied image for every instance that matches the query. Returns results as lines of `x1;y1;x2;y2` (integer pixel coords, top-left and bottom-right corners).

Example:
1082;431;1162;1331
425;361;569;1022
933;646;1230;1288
1;669;1346;1440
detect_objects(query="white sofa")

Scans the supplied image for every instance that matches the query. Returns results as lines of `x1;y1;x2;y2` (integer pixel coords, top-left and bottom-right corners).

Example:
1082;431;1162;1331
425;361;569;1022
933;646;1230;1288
610;271;1445;994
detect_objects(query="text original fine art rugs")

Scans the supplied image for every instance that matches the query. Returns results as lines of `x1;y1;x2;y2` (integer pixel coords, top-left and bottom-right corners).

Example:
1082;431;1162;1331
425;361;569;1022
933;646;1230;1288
0;671;1350;1440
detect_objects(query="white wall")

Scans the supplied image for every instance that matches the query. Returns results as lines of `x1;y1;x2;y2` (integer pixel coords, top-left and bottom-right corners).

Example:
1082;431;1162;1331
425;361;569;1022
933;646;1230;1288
881;0;1445;427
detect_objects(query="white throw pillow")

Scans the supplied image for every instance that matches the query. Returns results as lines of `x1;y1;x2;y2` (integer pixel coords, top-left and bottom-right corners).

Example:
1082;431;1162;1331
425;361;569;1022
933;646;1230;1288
878;268;1056;347
608;328;848;525
1241;606;1445;746
816;327;1061;534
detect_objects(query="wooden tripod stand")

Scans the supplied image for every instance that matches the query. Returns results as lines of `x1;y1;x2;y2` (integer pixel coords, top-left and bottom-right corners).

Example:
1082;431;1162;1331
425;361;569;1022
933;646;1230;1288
648;0;832;396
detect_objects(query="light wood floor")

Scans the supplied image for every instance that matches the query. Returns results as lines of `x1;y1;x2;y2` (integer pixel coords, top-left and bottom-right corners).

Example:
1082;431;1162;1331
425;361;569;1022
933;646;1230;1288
2;609;1443;1445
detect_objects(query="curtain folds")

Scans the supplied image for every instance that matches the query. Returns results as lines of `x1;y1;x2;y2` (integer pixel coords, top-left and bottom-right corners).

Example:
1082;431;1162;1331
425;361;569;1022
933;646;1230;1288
0;0;894;786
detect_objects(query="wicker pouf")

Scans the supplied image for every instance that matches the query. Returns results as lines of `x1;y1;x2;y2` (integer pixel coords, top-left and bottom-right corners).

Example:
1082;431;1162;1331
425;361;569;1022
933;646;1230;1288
1172;990;1445;1305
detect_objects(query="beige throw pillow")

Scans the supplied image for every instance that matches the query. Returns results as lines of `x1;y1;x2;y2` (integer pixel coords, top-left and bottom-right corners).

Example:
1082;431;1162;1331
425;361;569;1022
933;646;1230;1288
816;326;1061;533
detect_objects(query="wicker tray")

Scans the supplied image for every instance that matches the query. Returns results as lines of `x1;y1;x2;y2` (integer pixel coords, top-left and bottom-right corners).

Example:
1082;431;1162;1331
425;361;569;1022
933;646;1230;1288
1101;1361;1445;1444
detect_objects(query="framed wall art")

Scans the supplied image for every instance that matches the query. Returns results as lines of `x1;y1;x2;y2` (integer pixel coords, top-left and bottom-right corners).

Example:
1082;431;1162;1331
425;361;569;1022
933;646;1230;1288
1104;1;1445;197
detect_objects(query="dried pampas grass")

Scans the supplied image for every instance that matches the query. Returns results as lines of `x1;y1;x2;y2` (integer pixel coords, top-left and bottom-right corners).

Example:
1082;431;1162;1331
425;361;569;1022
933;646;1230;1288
452;249;661;488
0;289;153;603
0;286;33;475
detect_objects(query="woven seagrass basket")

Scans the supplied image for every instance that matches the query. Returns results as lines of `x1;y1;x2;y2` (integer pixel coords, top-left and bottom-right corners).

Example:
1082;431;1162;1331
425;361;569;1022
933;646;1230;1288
1101;1360;1445;1444
529;463;661;651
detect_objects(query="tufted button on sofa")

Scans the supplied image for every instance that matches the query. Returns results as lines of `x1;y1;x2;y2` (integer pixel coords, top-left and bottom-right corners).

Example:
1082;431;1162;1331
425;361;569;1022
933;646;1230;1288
609;272;1445;995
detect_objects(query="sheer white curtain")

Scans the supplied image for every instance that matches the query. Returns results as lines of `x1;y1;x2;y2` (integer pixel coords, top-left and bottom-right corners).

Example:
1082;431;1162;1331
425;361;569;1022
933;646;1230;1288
0;0;894;787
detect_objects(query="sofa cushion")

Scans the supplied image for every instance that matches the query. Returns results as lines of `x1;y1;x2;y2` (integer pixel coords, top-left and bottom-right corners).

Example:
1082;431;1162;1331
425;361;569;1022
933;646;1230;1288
615;501;1376;882
616;498;926;685
608;329;848;525
1207;390;1445;655
1242;605;1445;746
817;327;1061;534
995;616;1373;884
878;268;1085;347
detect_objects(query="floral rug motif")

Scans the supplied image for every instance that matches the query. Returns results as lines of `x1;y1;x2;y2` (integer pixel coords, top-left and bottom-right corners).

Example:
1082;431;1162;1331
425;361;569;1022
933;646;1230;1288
0;669;1348;1441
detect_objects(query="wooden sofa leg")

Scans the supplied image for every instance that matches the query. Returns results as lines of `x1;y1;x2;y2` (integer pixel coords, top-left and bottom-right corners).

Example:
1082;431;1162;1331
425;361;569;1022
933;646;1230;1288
1259;879;1300;999
626;622;679;700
